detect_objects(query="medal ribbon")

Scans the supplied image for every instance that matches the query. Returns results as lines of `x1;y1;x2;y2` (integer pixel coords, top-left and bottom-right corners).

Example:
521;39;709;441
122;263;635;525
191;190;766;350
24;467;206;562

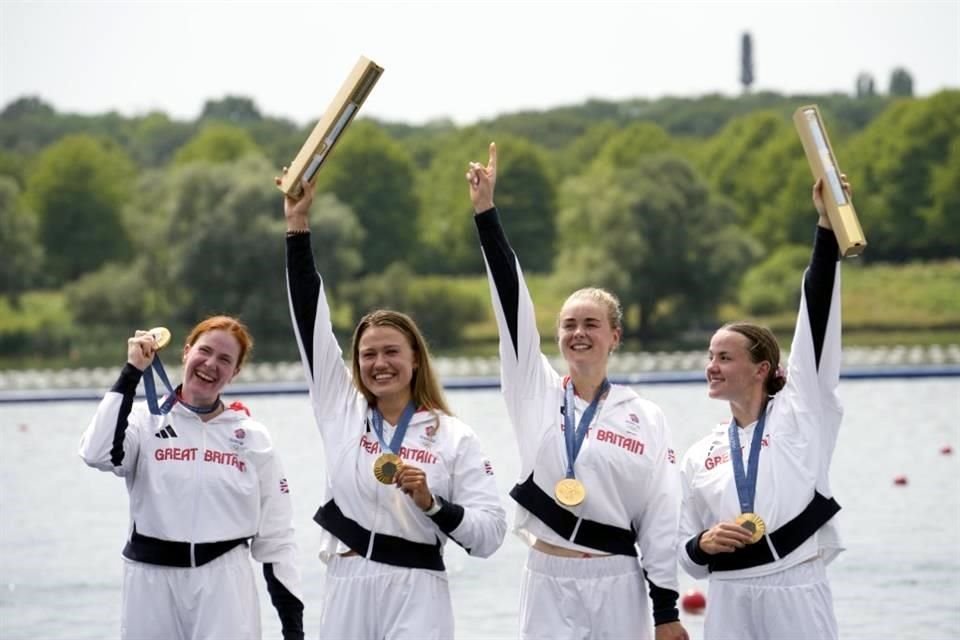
371;402;417;455
562;379;610;480
142;354;178;416
727;399;770;514
143;354;221;416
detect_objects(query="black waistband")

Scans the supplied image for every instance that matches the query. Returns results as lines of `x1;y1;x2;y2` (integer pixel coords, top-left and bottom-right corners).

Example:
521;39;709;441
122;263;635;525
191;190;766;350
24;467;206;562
122;525;249;568
314;499;445;571
509;473;638;557
708;492;841;572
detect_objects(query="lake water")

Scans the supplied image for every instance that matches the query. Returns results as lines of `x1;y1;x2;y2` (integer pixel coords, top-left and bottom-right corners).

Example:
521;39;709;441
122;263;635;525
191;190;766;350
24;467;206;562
1;378;958;639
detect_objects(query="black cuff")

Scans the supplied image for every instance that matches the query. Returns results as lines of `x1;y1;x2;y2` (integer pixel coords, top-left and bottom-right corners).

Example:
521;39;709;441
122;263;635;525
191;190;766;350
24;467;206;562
472;207;500;230
686;531;712;565
428;496;465;534
263;563;304;640
111;363;143;395
643;570;680;626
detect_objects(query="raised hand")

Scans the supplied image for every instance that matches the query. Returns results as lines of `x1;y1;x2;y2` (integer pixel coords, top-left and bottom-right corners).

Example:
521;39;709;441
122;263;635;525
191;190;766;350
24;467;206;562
274;168;316;232
812;174;853;229
127;330;159;372
466;142;497;214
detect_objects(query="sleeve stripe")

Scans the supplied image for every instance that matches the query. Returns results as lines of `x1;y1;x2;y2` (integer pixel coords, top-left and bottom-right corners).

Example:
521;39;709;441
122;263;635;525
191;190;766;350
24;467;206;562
804;226;840;370
109;364;142;466
475;208;521;359
286;234;322;378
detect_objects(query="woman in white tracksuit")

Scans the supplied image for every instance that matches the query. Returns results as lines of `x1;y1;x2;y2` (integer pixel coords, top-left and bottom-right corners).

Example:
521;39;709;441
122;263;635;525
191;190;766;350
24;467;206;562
678;177;851;639
279;175;507;640
79;315;304;640
467;143;689;640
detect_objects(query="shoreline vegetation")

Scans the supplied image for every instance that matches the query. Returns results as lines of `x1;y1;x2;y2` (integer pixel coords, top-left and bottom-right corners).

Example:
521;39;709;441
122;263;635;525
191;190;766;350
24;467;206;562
2;89;958;371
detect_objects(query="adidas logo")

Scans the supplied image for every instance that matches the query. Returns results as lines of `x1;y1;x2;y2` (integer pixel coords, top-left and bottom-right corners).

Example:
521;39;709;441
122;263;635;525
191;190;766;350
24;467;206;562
154;425;179;439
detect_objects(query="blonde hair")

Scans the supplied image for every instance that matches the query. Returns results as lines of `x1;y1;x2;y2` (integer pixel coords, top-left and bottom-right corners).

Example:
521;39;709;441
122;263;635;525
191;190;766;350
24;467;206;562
559;287;623;332
351;309;452;415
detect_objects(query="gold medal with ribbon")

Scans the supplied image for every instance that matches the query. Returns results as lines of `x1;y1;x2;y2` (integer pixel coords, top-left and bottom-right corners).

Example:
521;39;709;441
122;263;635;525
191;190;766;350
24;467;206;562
373;453;402;485
148;327;172;350
735;512;766;544
554;478;587;507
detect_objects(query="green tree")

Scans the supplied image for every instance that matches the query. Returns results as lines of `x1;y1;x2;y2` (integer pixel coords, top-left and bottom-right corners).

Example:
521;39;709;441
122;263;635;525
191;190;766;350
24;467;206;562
342;263;486;349
921;137;960;257
201;96;263;123
593;121;674;170
64;259;158;328
154;158;364;356
129;112;195;167
313;120;420;273
738;245;809;315
0;177;42;300
844;90;960;260
418;132;556;274
695;111;795;227
24;135;135;283
888;68;914;97
555;155;758;340
173;123;262;165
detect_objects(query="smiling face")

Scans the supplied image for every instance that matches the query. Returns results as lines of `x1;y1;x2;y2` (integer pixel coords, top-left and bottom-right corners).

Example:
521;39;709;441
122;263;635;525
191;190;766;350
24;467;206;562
180;329;241;407
705;329;769;403
356;325;417;406
557;295;621;373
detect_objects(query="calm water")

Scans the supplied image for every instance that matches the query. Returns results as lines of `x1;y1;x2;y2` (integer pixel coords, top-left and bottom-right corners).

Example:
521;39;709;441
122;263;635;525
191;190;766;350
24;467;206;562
1;379;958;639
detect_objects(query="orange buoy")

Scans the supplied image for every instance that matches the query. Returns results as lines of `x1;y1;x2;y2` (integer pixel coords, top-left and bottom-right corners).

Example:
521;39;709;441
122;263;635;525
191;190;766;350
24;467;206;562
681;588;706;614
941;445;953;455
893;475;908;485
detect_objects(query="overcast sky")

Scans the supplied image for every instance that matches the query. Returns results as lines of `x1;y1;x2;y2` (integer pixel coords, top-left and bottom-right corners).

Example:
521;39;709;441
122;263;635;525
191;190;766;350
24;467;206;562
1;0;957;126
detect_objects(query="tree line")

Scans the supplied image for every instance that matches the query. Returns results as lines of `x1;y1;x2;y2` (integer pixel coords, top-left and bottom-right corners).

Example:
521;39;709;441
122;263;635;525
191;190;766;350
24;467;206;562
1;86;957;366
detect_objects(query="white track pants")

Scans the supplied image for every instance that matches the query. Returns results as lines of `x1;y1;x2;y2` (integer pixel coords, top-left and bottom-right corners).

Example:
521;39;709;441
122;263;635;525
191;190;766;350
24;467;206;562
704;557;838;640
318;554;454;640
120;545;260;640
519;547;652;640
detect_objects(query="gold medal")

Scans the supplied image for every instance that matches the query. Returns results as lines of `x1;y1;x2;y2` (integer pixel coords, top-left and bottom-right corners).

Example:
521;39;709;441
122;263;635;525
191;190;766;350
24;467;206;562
148;327;172;351
554;478;586;507
373;453;402;485
735;512;766;544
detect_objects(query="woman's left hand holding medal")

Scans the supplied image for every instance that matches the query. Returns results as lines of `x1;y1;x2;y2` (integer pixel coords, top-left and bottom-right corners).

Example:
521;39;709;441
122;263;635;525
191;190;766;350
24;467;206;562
394;465;434;511
127;330;162;372
697;521;755;555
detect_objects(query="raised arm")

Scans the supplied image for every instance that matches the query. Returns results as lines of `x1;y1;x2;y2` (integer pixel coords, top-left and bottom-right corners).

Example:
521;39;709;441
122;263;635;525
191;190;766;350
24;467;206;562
279;175;359;438
469;144;558;446
78;331;160;475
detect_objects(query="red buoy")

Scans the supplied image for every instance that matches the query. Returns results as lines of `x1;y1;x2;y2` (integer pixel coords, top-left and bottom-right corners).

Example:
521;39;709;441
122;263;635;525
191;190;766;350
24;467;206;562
681;588;706;614
941;445;953;455
893;475;908;485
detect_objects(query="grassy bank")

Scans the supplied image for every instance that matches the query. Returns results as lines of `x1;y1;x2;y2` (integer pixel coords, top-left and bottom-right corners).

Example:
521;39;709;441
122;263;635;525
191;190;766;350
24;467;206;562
2;260;959;368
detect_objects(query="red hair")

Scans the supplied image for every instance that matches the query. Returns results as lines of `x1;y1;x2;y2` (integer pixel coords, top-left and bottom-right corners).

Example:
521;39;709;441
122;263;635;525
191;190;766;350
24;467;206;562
184;315;254;369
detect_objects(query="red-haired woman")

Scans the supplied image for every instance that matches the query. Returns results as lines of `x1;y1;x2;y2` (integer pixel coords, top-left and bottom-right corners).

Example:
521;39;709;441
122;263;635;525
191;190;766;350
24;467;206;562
80;315;304;639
